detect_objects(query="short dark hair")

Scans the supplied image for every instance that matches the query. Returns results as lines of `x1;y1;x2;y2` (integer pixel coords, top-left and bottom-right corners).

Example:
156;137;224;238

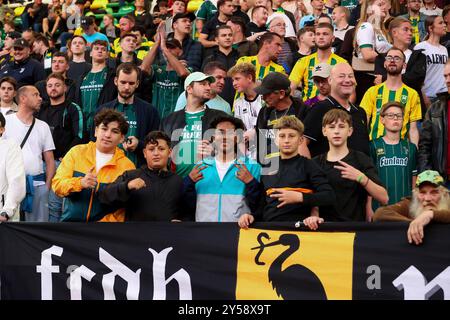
229;16;247;35
91;39;109;49
217;0;232;9
144;131;171;148
0;76;18;91
259;32;282;51
203;61;227;75
34;34;50;47
443;5;450;19
318;13;332;24
94;109;129;135
252;5;267;19
52;51;69;63
120;32;138;41
116;62;140;79
71;35;87;44
214;25;233;39
386;46;406;61
46;72;66;83
297;26;315;39
210;115;245;131
131;25;146;36
316;22;334;32
0;112;5;128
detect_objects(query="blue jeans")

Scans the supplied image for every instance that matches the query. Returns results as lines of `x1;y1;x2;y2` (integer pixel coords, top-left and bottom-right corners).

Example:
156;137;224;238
48;160;63;222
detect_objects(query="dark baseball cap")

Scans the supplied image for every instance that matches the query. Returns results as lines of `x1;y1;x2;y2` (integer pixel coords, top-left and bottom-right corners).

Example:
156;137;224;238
5;31;22;40
254;72;291;95
13;38;30;49
80;16;95;28
172;12;196;25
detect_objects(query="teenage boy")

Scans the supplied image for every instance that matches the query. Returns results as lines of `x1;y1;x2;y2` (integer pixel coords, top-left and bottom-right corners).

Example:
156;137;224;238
228;62;264;158
370;102;417;210
99;131;185;222
238;116;335;227
308;109;388;228
185;115;261;222
52;109;135;222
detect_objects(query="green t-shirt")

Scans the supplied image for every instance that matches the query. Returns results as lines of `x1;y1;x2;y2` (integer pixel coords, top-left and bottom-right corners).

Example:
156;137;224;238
80;68;107;132
151;64;188;119
370;138;417;210
196;0;217;20
117;103;138;165
174;110;205;178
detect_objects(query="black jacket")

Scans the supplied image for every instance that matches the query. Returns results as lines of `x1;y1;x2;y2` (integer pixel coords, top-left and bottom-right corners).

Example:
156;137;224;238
0;57;45;87
160;106;228;148
98;166;185;221
255;154;335;221
97;97;161;162
418;93;450;179
166;33;204;72
36;100;84;159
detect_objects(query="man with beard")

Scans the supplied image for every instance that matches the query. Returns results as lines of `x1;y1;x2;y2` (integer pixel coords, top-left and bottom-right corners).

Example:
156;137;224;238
97;63;160;167
361;47;421;146
37;73;84;221
236;32;286;85
3;86;55;221
161;72;228;178
35;52;77;104
174;62;232;114
374;170;450;245
290;23;346;101
199;0;235;49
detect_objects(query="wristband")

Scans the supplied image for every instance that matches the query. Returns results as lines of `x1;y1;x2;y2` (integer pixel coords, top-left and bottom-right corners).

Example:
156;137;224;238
357;174;364;184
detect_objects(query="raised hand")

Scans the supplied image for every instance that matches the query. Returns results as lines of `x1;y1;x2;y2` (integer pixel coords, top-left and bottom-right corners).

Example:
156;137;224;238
234;161;254;184
188;163;207;183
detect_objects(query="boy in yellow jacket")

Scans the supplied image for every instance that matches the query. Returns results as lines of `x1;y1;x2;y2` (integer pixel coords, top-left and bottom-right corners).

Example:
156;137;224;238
52;109;135;222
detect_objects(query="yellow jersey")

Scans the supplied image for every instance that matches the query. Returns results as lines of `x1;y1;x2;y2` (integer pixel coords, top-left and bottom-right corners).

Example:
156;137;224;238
289;52;346;101
360;83;422;140
236;55;286;83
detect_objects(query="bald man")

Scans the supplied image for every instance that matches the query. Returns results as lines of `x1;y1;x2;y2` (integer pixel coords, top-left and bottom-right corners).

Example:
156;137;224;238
3;85;55;222
301;63;370;158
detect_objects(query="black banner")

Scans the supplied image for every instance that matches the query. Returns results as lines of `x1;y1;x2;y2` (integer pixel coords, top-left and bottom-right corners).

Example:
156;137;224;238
0;222;449;300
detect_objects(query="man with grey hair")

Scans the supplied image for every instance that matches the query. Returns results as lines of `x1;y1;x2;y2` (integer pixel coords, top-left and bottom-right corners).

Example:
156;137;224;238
374;170;450;245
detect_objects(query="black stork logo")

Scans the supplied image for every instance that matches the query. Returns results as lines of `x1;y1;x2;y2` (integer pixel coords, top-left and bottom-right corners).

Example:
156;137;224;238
251;232;328;300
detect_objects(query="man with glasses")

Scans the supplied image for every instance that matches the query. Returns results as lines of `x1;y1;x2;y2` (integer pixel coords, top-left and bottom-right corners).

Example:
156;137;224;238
0;38;45;87
370;101;418;212
361;47;422;146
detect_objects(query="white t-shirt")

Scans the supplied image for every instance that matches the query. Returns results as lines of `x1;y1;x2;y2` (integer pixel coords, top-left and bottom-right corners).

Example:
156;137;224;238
0;107;11;116
356;22;392;58
96;149;114;173
233;94;264;131
215;158;234;182
420;7;443;16
414;41;448;98
4;114;55;185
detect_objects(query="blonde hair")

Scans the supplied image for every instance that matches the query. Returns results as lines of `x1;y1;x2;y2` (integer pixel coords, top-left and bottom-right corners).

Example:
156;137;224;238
274;116;304;135
227;62;256;82
353;0;388;51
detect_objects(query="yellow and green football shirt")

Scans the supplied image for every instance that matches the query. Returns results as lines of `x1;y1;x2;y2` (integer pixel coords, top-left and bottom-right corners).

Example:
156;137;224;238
360;83;422;141
410;17;420;46
236;55;286;83
289;52;347;101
